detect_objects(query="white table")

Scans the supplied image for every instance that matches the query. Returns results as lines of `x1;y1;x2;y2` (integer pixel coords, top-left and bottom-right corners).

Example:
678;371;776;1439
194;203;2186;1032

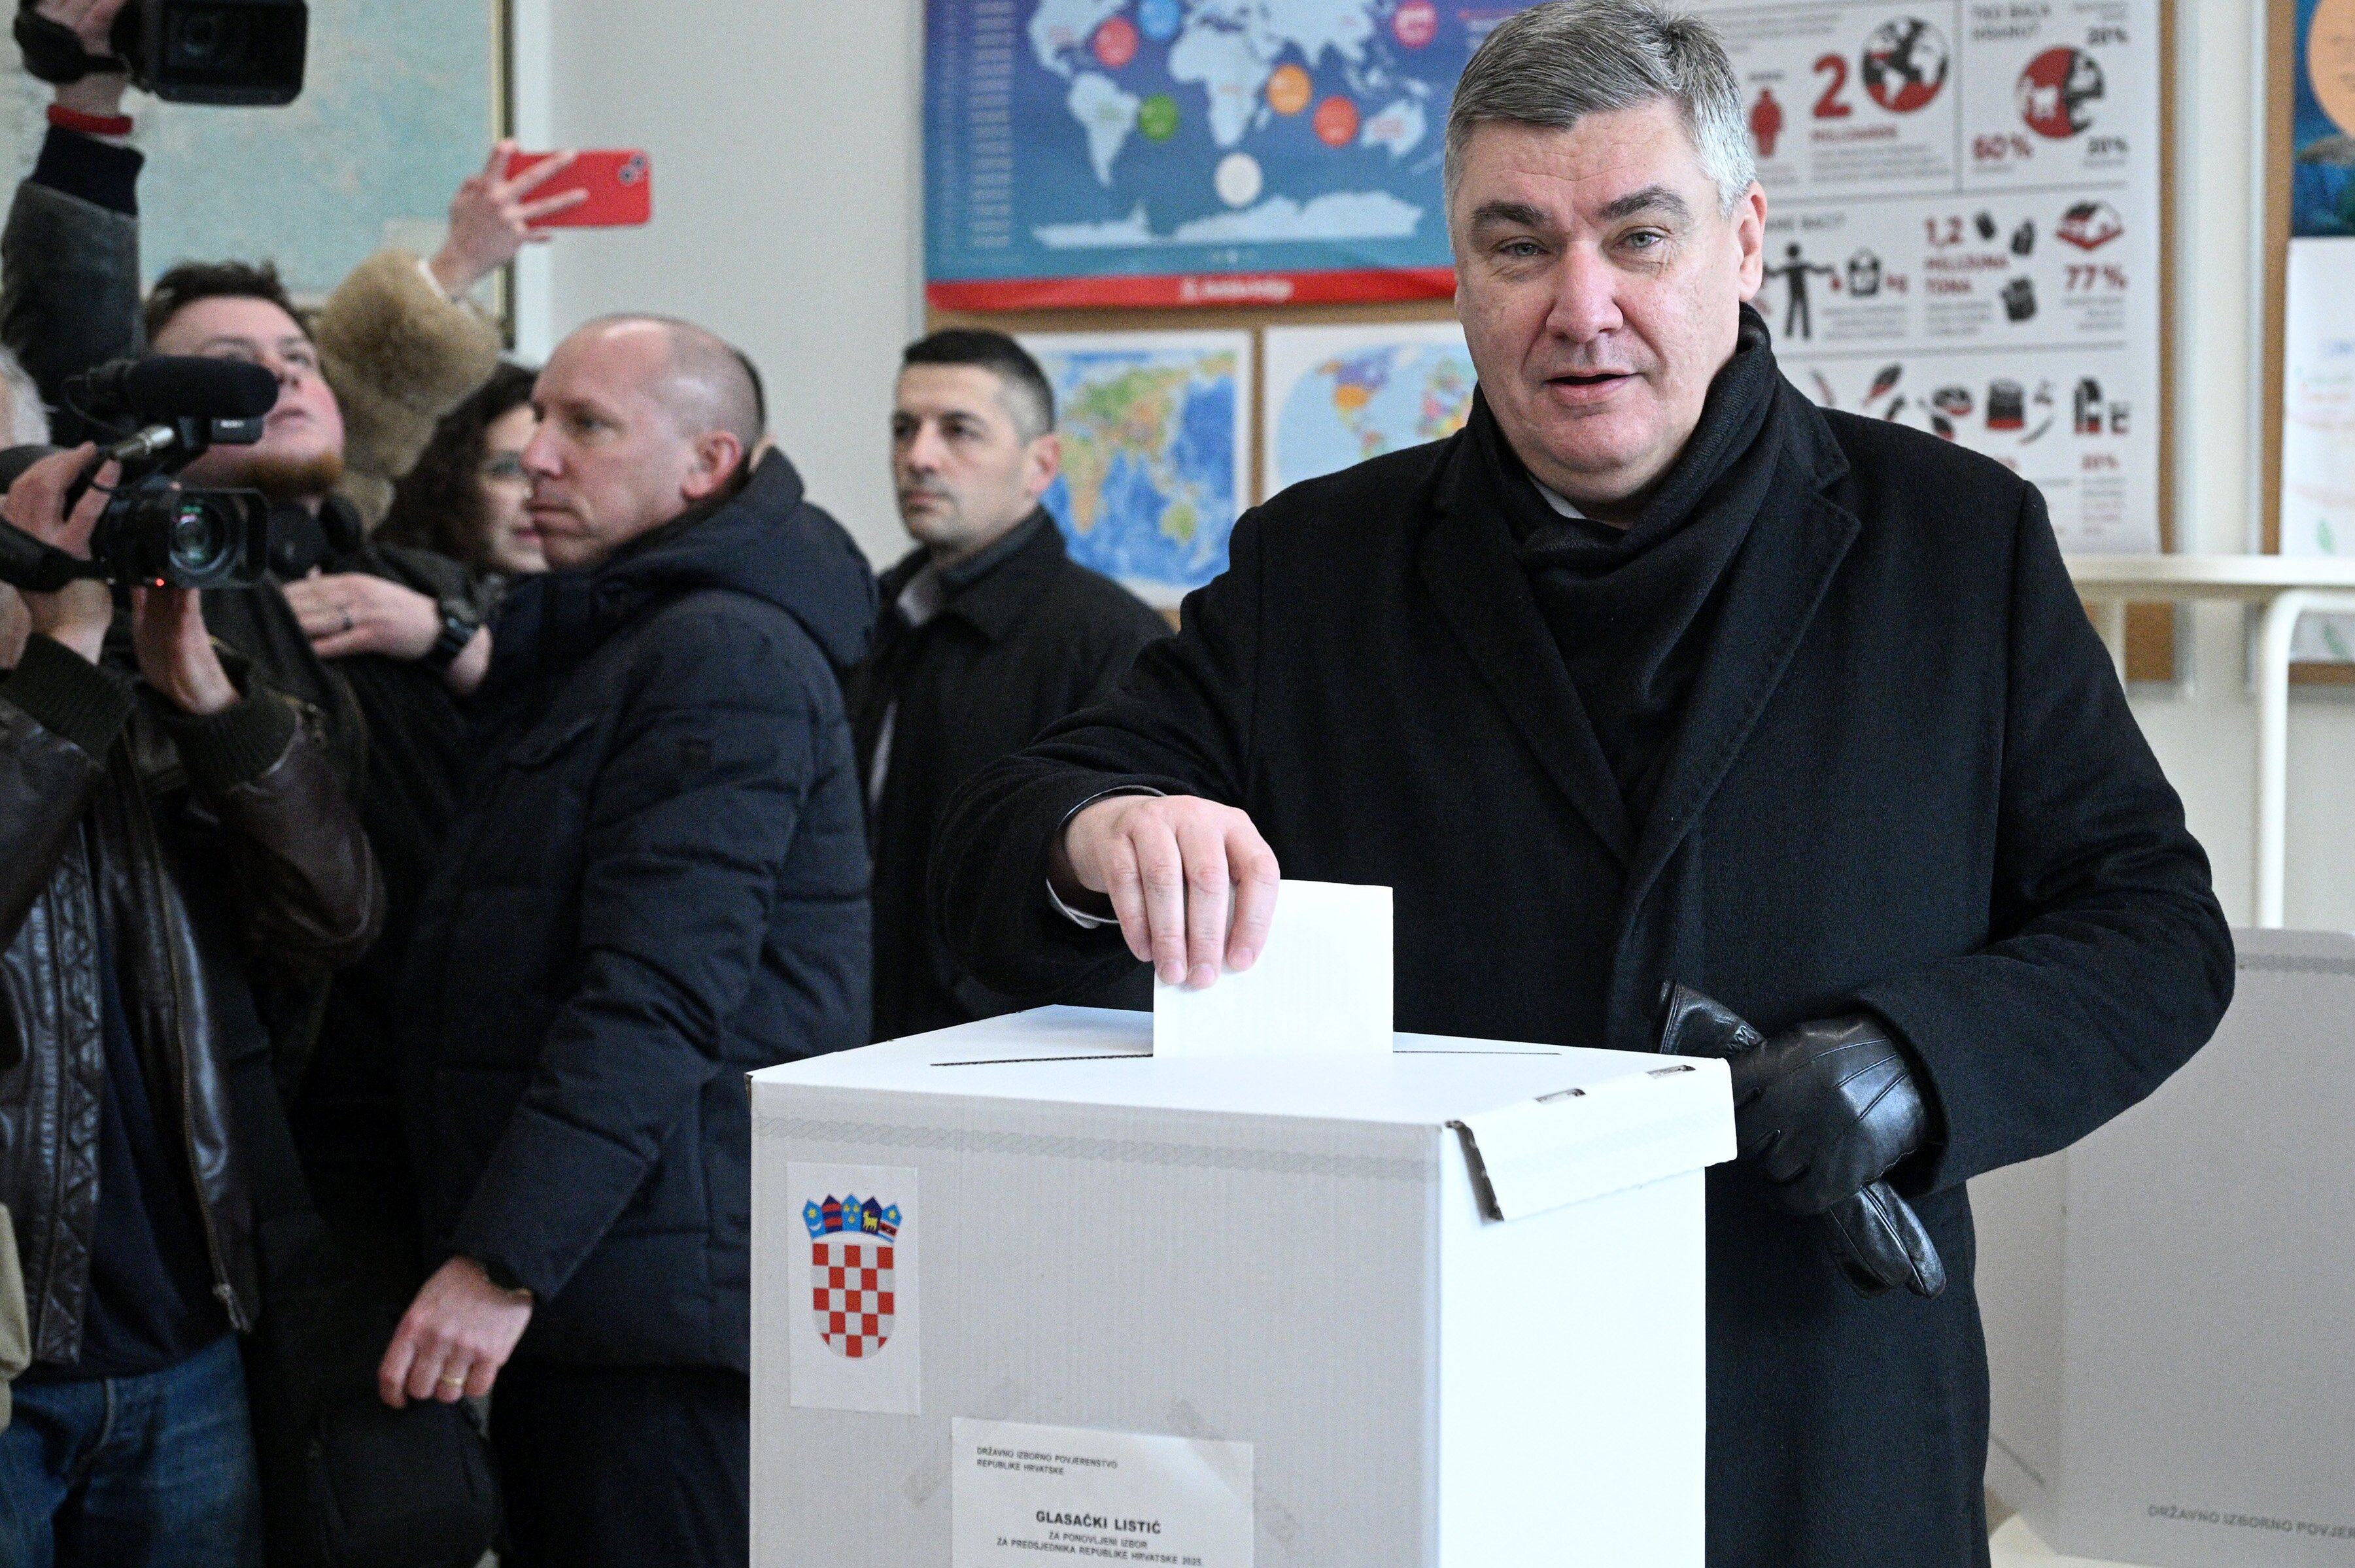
2065;555;2355;926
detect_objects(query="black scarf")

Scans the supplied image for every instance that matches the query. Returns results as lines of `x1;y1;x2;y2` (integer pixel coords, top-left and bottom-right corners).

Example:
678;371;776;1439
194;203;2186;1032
1466;304;1785;823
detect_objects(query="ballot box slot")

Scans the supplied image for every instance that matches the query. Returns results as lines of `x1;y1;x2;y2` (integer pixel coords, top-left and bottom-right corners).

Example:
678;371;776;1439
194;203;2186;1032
929;1053;1153;1067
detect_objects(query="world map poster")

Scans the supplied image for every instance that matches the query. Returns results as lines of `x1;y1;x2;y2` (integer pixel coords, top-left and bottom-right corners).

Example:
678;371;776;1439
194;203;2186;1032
1018;331;1253;606
926;0;1539;309
1262;320;1474;497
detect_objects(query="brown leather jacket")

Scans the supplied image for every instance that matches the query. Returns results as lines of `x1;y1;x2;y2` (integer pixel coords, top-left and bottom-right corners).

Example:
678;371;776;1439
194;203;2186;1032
0;634;383;1366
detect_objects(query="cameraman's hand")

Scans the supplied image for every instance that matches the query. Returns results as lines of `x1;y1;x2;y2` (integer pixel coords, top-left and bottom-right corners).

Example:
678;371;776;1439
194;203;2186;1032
1054;793;1280;987
36;0;131;118
3;446;116;664
283;571;438;660
428;141;589;297
130;587;235;715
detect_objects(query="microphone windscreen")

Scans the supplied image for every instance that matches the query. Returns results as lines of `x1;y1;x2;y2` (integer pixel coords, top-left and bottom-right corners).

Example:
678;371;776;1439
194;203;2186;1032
116;356;282;421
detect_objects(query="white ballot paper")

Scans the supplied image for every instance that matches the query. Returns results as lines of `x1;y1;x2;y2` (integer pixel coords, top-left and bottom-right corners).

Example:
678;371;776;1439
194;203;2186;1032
1152;879;1391;1059
952;1418;1254;1567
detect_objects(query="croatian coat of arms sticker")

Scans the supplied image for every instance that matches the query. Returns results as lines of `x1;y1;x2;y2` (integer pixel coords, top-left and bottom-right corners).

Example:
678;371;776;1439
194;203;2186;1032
785;1161;920;1414
804;1193;901;1359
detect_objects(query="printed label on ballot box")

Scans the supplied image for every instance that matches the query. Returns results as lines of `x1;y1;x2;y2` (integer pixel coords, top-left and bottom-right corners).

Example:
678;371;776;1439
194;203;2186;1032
952;1418;1254;1566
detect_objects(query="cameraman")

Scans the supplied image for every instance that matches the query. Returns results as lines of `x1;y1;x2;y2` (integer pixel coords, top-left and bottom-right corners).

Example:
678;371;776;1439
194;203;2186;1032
3;0;584;1296
0;446;381;1565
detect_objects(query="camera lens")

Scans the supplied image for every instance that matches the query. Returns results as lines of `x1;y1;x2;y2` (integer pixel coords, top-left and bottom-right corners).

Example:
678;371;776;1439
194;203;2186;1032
169;500;231;573
170;9;251;65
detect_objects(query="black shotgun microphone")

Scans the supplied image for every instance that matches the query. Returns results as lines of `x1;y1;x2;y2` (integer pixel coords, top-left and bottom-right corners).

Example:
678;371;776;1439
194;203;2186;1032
69;356;281;423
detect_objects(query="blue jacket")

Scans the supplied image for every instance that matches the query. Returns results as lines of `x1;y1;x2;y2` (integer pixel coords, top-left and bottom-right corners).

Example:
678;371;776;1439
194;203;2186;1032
401;451;875;1370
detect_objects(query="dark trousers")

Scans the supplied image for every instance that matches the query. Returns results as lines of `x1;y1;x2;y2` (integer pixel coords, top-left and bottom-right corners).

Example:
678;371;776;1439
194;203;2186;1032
0;1336;261;1568
490;1360;749;1568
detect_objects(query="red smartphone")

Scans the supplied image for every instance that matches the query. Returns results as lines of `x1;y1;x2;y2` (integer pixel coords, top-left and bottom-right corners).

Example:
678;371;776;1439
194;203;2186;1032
505;149;653;228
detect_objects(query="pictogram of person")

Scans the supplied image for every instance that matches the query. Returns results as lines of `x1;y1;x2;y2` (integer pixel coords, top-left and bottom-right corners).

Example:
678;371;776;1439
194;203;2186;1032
1762;242;1836;338
1750;86;1785;158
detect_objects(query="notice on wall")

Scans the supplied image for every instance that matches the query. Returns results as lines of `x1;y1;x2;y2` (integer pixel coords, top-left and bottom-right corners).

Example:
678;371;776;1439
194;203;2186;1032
1697;1;2165;553
952;1418;1255;1567
2279;239;2355;660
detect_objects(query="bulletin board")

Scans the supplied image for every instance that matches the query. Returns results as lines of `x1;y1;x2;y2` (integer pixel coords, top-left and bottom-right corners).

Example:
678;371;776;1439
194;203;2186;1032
926;0;2175;665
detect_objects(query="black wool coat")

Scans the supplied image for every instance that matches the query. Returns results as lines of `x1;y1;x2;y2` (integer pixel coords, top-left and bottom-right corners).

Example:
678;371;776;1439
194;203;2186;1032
846;514;1169;1041
931;384;2233;1568
400;452;876;1372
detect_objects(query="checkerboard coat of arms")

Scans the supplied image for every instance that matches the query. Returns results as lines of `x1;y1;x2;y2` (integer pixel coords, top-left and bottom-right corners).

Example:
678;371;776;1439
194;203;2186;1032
803;1193;901;1359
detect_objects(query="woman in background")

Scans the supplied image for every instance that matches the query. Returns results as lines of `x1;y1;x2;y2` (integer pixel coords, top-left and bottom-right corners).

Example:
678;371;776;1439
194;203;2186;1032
380;360;546;583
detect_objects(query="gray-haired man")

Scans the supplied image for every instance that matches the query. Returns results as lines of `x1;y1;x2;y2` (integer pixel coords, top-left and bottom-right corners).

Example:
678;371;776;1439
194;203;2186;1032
931;5;2229;1565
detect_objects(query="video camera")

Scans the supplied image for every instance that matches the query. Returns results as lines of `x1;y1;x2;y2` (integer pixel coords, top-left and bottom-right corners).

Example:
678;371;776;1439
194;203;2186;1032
15;0;307;107
0;356;277;592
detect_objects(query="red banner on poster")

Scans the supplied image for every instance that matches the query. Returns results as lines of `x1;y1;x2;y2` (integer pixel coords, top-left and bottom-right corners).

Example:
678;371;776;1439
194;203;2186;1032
927;267;1457;313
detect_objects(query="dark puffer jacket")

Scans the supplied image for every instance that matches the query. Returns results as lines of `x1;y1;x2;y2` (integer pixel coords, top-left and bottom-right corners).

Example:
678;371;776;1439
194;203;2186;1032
399;451;875;1371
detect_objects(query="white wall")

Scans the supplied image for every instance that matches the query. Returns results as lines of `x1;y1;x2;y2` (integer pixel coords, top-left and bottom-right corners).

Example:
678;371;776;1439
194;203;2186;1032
521;0;2355;930
513;0;925;567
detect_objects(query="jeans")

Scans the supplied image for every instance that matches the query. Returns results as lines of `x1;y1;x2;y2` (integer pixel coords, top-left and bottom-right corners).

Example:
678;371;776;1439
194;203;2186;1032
0;1335;262;1568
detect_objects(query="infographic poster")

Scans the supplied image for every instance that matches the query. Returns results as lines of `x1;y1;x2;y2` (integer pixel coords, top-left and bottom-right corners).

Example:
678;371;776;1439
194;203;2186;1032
1697;0;2165;552
925;0;1543;309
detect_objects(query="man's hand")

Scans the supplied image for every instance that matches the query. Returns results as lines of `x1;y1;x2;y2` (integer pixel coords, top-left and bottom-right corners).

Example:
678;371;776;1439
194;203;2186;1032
1054;793;1279;988
378;1256;534;1408
428;141;589;298
1727;1014;1931;1216
1;586;28;670
3;446;116;664
35;0;131;118
129;586;235;715
283;571;439;661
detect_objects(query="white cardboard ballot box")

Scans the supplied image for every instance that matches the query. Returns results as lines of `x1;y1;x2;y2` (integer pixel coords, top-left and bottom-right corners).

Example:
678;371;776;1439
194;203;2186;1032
749;1006;1734;1567
1972;929;2355;1567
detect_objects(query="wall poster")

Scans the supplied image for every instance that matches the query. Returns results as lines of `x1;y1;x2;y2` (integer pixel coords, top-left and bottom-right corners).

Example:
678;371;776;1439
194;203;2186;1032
925;0;1538;310
1696;0;2167;553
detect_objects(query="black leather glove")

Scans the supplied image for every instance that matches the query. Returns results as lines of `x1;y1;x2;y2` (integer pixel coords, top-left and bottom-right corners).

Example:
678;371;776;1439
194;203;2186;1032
1655;984;1946;1299
1728;1012;1931;1216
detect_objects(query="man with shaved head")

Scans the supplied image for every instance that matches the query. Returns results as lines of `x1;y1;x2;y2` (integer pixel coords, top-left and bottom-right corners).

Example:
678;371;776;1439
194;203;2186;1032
387;314;876;1567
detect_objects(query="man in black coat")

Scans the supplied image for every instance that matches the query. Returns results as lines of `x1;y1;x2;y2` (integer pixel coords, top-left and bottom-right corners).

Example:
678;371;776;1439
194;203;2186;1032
848;329;1167;1040
931;5;2232;1565
385;316;875;1568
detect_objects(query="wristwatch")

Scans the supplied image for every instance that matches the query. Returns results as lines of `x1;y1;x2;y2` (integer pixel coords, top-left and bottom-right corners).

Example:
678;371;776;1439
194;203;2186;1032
421;596;481;674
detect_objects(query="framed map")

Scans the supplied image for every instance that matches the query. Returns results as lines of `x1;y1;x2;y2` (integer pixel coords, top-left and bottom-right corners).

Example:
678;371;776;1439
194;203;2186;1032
1262;320;1473;498
1018;330;1252;607
926;0;1541;309
0;0;507;302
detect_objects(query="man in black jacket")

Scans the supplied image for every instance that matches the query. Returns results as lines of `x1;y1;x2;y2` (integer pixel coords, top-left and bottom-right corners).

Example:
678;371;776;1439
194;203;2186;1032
848;330;1166;1040
386;316;874;1568
932;5;2232;1566
0;449;383;1566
